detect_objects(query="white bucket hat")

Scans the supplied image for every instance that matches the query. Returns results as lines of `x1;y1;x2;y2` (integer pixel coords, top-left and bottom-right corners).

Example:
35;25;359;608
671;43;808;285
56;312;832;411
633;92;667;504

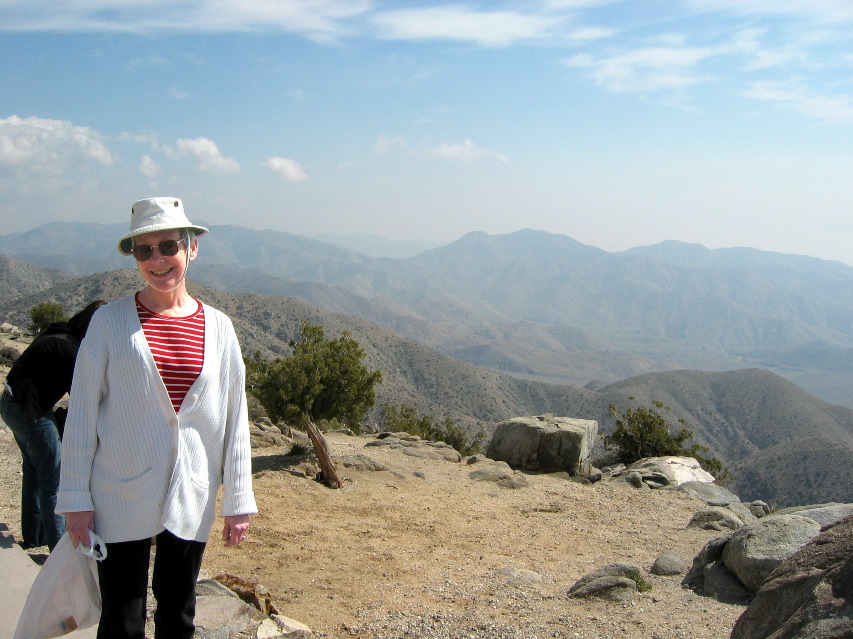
118;197;209;255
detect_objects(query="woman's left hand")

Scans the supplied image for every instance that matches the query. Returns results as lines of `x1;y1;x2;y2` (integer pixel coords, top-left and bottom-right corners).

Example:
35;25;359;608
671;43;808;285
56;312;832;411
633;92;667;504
222;514;250;547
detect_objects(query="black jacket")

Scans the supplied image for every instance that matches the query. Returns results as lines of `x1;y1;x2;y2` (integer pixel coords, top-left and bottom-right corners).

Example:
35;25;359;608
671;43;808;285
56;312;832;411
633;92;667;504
5;322;82;422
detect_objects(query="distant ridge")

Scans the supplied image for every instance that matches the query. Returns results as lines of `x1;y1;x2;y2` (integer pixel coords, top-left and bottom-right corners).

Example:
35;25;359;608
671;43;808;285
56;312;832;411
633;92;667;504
731;436;853;505
0;253;75;300
1;259;852;508
623;240;852;274
313;233;440;259
2;223;853;413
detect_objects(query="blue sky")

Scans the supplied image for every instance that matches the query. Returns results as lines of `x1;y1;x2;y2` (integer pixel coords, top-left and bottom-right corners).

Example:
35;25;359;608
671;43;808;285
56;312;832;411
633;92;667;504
1;0;852;264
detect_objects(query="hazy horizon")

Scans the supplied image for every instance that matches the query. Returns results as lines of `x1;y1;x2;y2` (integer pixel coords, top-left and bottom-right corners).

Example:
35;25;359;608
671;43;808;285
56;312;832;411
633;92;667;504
2;1;852;265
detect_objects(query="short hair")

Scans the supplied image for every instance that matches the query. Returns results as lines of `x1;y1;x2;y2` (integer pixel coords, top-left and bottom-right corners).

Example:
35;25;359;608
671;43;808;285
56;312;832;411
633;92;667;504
67;300;107;339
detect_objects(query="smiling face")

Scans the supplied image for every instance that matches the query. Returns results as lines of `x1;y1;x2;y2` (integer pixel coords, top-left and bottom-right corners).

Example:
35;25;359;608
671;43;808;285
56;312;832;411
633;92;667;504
132;228;198;294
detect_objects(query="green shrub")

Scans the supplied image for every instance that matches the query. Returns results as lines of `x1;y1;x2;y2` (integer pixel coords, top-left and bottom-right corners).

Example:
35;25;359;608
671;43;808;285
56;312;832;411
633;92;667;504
246;392;268;423
288;442;311;456
0;346;20;367
29;301;66;333
245;324;382;432
604;400;729;481
381;404;482;457
625;569;652;592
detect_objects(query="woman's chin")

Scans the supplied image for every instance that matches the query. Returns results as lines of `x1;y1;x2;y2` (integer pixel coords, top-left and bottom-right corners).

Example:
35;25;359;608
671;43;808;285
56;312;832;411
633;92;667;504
144;276;183;293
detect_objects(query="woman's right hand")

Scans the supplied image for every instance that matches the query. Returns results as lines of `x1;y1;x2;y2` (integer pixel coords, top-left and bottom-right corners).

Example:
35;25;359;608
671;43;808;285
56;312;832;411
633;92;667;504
65;511;95;548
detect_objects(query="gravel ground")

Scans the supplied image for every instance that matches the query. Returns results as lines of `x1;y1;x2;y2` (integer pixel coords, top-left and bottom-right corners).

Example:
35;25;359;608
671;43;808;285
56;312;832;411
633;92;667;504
0;333;746;639
0;424;746;639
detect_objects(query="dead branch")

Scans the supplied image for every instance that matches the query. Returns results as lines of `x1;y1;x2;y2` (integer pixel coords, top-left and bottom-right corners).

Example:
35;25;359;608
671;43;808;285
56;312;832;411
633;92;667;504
305;418;343;489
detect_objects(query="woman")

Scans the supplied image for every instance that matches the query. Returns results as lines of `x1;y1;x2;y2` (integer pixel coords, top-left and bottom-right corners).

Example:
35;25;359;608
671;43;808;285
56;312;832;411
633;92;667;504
57;197;257;639
1;300;105;551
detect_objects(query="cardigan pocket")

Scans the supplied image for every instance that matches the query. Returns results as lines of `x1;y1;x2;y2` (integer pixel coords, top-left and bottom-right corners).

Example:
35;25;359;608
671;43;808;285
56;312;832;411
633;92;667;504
90;466;160;531
93;466;156;497
161;468;215;540
165;466;211;510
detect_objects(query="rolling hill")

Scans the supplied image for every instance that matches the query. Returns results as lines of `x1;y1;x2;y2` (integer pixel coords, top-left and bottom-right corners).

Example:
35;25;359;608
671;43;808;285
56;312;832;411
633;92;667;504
1;258;851;507
1;224;852;410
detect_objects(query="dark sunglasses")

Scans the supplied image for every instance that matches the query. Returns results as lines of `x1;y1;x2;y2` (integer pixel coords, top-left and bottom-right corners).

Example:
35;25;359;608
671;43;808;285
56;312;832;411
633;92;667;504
131;237;186;262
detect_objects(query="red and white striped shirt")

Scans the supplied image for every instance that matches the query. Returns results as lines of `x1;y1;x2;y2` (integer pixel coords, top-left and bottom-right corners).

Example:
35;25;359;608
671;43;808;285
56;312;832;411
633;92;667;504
136;294;205;412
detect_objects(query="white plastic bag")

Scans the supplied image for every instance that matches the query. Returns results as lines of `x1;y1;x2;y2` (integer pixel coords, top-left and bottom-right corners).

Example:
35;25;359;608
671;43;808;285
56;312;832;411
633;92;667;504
13;531;104;638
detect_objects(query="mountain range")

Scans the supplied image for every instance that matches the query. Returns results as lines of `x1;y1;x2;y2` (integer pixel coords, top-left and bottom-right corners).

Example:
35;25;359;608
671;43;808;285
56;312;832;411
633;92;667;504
1;224;853;507
2;223;853;408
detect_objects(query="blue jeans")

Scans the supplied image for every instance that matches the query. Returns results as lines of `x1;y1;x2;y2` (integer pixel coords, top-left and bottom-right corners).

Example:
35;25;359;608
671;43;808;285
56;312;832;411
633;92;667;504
0;392;65;550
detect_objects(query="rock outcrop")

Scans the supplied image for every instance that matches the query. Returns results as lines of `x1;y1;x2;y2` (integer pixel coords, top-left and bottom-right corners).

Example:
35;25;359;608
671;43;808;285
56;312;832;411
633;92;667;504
365;432;462;462
721;515;822;592
685;505;853;606
466;457;529;489
486;414;597;474
592;459;720;491
730;514;853;639
626;456;715;486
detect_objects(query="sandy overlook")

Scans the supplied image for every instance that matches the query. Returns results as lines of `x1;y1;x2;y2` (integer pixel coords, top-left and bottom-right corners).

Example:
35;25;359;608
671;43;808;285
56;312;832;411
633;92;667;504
0;331;746;638
0;424;745;638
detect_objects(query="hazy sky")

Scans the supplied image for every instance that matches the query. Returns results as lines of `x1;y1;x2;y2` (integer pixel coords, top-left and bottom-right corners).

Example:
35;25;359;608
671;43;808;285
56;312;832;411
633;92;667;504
2;1;852;264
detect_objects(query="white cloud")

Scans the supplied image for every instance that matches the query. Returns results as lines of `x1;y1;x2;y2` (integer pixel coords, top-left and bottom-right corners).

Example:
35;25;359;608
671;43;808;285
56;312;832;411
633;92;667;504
118;131;161;146
173;137;239;173
567;26;616;41
169;88;190;100
139;154;161;178
0;115;115;169
264;156;308;182
553;3;852;118
1;0;372;41
370;6;565;47
687;0;853;24
743;82;853;125
544;0;619;7
727;25;842;74
374;135;408;154
427;140;508;163
564;45;716;93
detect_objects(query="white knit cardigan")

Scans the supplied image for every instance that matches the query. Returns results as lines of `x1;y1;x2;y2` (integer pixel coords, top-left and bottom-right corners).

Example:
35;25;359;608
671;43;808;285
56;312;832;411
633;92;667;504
57;294;257;543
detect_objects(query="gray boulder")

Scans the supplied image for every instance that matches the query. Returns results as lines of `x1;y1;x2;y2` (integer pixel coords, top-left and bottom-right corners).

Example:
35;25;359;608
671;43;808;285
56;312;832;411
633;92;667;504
568;563;643;602
775;503;853;529
722;515;822;592
688;506;746;531
486;414;597;474
748;500;771;518
494;567;544;586
336;453;389;472
682;532;751;604
623;470;648;489
249;422;292;448
469;460;529;489
626;456;715;486
194;595;267;638
724;501;759;525
677;480;757;525
731;514;853;639
650;552;689;576
677;481;741;506
420;441;463;462
699;561;752;605
569;576;637;602
366;435;461;462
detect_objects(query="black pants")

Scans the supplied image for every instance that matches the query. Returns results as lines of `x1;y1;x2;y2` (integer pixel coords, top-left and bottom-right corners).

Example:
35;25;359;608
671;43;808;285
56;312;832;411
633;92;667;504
96;529;206;639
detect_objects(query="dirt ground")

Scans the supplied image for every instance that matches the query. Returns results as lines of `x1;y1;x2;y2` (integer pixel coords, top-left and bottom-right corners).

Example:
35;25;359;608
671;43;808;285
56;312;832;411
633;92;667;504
0;333;745;638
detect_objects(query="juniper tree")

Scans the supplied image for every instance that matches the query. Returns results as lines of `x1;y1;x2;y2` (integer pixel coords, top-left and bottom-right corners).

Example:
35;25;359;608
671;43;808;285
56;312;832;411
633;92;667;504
246;323;382;431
